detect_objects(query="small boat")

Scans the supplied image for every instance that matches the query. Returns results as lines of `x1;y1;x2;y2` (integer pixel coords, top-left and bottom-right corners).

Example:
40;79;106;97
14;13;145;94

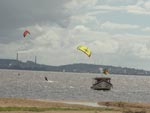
91;77;113;90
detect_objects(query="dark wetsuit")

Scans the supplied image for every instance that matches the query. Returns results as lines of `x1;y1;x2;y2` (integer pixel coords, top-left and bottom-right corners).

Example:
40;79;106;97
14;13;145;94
45;77;48;81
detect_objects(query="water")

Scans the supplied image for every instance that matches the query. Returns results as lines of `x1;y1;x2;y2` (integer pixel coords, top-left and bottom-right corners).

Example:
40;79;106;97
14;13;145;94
0;69;150;103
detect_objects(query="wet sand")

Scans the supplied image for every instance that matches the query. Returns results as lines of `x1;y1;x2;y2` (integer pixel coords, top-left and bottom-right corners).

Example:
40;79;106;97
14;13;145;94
0;111;121;113
0;98;149;113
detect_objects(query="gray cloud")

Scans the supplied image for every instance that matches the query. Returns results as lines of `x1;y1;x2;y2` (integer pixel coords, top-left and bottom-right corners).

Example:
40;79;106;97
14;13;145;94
0;0;69;43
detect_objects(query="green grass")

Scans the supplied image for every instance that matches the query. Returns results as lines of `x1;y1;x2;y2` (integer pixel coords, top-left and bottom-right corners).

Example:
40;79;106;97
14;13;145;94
0;106;117;112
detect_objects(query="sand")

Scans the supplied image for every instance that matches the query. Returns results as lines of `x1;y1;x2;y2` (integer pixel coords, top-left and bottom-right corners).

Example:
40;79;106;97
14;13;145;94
0;98;149;113
0;111;121;113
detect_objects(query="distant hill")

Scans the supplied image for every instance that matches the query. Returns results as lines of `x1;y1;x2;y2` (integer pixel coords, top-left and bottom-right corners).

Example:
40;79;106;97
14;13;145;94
0;59;149;75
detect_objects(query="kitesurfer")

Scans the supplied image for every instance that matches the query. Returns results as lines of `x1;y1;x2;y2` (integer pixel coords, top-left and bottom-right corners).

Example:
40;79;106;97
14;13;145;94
44;76;48;81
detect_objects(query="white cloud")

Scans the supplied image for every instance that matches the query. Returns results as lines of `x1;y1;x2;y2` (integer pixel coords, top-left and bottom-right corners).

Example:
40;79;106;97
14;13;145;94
65;0;150;19
94;5;125;11
144;1;150;10
142;27;150;32
93;1;150;15
70;14;98;25
127;5;148;14
127;1;150;15
89;40;119;54
101;21;140;30
73;25;90;33
131;43;150;59
65;0;97;10
112;34;150;58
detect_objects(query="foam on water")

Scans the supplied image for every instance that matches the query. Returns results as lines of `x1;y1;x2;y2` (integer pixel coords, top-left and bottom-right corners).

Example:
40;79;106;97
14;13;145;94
47;80;56;83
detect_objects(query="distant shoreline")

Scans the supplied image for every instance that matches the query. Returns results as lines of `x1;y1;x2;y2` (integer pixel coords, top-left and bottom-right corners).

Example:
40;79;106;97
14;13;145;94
0;58;149;75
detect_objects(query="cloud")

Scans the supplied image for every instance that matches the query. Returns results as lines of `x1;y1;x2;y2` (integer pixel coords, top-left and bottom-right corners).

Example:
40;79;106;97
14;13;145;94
89;40;119;54
70;14;98;25
94;5;125;12
73;25;90;33
1;0;150;70
0;0;70;43
142;27;150;32
1;22;150;69
112;34;150;57
101;21;140;30
65;0;150;16
127;1;150;15
65;0;97;10
131;43;150;59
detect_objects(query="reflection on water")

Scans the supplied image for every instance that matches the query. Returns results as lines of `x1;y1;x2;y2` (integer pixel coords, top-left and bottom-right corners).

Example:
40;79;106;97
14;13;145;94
0;69;150;102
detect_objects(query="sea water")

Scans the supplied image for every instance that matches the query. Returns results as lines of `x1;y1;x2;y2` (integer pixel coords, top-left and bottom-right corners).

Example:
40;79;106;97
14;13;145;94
0;69;150;103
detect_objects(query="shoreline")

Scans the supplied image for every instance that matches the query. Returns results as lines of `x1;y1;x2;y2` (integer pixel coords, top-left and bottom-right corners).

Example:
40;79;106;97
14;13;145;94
0;98;149;113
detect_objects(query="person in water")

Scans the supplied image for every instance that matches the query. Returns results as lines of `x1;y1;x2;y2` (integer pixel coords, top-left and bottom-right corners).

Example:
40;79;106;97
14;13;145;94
103;69;109;75
44;76;48;81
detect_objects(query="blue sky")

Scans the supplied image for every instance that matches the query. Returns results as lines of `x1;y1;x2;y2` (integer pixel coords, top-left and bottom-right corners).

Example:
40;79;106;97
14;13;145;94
1;0;150;70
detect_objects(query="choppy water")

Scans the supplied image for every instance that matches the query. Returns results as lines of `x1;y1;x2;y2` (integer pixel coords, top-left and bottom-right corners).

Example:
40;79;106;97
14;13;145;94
0;69;150;103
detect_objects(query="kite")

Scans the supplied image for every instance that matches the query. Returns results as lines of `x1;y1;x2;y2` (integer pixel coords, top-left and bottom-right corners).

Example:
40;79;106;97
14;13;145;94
23;30;30;38
77;45;91;57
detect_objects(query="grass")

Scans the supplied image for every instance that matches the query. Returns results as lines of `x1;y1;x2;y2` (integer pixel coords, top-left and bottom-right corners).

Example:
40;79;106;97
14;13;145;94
0;98;149;112
98;101;150;109
98;101;149;113
0;106;117;112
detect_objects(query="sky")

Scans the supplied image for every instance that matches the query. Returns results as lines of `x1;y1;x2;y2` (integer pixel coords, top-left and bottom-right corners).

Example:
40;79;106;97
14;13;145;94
1;0;150;70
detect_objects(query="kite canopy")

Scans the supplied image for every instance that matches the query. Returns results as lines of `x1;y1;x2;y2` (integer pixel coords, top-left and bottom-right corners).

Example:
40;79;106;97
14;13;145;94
23;30;30;37
77;45;91;57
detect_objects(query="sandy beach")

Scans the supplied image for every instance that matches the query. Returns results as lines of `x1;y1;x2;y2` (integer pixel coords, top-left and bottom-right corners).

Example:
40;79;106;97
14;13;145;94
0;98;149;113
0;111;121;113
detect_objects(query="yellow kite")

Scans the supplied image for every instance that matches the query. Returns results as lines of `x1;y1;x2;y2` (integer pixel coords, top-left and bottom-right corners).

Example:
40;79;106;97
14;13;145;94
77;45;91;57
